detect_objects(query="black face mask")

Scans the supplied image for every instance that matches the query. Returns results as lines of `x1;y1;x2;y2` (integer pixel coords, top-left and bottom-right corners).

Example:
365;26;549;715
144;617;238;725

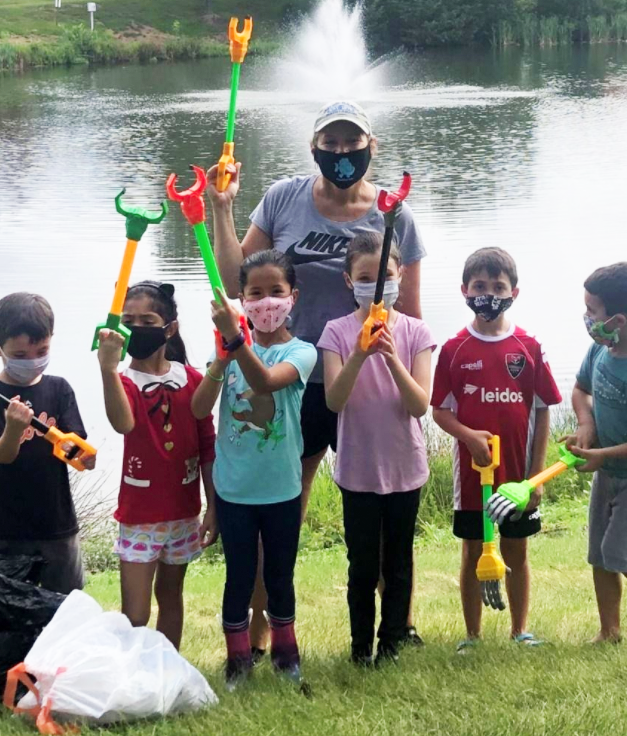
465;294;514;322
127;325;169;360
313;146;371;189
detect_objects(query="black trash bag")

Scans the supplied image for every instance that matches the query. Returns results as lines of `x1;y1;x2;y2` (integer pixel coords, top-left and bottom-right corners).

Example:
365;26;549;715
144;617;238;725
0;554;45;585
0;573;65;633
0;632;35;695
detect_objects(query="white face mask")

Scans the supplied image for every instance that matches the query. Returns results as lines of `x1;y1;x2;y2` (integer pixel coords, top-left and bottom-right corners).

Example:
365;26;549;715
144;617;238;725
351;280;400;310
0;349;50;385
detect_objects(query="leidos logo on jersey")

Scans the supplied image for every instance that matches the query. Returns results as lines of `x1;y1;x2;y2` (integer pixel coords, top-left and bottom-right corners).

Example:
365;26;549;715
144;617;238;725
481;387;523;403
463;384;523;402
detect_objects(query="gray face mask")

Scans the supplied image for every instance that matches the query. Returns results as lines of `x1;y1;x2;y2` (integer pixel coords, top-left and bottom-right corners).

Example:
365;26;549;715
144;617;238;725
0;350;50;385
352;280;400;310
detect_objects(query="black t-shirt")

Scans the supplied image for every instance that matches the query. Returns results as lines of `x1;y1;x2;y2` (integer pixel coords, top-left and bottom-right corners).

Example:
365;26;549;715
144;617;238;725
0;375;87;541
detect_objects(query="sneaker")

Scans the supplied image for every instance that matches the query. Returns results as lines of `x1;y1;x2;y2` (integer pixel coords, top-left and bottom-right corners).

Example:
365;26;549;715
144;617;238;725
400;626;425;648
456;638;480;654
375;641;399;667
350;644;374;667
512;632;544;647
251;646;266;666
224;658;252;692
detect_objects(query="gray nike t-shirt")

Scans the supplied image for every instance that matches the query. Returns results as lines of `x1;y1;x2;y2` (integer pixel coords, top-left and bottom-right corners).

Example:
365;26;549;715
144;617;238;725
250;175;427;382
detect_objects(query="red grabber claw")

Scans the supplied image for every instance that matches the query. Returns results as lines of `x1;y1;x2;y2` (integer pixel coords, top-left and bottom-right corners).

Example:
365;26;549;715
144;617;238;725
165;165;207;226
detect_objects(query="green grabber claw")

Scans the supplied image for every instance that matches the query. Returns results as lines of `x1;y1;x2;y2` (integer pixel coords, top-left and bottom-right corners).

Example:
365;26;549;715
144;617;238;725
486;444;586;525
92;190;169;358
114;188;168;241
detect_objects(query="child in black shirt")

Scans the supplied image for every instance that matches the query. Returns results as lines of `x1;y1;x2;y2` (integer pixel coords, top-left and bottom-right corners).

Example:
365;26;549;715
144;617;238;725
0;293;96;593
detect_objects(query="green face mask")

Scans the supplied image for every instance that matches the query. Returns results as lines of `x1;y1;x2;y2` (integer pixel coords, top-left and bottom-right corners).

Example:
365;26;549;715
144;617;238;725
584;314;620;346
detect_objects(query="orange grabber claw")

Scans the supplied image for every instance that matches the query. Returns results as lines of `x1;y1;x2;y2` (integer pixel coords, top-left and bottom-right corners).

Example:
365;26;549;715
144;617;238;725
229;16;253;64
360;171;412;351
0;393;96;471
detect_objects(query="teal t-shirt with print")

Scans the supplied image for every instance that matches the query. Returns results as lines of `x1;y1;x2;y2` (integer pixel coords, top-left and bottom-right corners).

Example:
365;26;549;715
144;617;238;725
577;342;627;478
213;337;317;504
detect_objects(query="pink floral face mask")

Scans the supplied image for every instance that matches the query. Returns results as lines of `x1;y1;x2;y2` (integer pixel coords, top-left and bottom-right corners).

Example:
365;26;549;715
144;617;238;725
243;295;294;333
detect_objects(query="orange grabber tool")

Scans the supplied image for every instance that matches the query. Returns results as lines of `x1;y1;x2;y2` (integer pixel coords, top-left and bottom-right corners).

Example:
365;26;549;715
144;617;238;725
360;171;412;351
166;166;251;359
0;393;96;471
216;16;253;193
91;189;168;359
472;435;508;611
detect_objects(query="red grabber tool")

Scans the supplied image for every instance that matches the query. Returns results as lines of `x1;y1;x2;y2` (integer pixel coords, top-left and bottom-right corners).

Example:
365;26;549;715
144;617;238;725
166;165;251;358
360;171;412;350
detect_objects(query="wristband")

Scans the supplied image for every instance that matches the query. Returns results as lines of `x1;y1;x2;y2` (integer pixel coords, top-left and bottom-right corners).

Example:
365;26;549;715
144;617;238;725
223;330;246;353
206;366;224;383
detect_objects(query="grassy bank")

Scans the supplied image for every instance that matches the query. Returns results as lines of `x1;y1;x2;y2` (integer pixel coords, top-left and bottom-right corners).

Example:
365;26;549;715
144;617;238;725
78;426;592;574
4;505;624;736
0;23;279;71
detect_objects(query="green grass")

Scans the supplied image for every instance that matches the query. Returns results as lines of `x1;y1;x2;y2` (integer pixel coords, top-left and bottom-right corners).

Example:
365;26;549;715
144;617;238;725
0;0;314;38
4;503;625;736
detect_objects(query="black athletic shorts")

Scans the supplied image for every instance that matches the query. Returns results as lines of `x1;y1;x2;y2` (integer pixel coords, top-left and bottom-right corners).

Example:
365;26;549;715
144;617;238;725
300;382;337;458
453;508;541;540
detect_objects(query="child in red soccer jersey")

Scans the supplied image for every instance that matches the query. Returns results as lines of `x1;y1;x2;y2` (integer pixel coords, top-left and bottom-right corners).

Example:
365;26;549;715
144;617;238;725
97;281;216;651
432;248;562;650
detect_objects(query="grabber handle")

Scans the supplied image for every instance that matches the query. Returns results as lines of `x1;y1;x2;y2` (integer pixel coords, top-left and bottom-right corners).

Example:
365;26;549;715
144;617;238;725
215;314;253;360
527;446;586;489
360;301;387;351
217;142;235;193
229;16;253;63
91;313;132;359
45;426;97;472
472;435;501;487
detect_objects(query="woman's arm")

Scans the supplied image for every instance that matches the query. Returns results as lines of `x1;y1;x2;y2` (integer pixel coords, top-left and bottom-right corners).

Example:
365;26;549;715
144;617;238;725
396;261;421;319
207;163;271;297
97;330;134;434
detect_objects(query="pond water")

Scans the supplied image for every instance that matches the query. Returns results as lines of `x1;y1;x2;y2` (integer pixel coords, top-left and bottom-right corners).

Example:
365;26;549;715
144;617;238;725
1;43;626;497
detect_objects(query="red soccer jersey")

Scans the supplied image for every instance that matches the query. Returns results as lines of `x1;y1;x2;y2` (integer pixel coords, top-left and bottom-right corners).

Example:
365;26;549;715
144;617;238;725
114;362;216;525
431;324;562;511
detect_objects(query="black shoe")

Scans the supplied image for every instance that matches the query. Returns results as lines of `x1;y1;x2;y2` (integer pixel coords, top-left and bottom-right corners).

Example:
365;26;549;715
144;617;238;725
400;626;425;648
350;644;374;668
225;658;252;692
375;641;399;667
251;646;266;666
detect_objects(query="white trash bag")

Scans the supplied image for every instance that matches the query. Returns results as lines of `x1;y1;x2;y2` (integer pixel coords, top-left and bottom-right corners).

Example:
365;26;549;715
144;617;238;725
4;590;217;732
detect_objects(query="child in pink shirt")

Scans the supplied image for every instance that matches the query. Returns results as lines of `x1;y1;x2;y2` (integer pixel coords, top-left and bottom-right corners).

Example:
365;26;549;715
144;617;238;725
318;232;434;666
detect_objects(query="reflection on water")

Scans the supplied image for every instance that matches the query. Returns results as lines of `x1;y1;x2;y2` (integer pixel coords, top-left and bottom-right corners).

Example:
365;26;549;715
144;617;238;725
1;44;627;497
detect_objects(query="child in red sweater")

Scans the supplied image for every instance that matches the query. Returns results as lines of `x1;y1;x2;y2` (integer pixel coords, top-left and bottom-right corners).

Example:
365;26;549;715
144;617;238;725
97;281;216;650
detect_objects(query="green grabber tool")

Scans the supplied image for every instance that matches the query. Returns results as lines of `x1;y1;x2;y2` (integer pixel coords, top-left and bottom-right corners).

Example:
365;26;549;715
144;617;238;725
486;444;586;525
91;189;168;358
166;166;251;358
216;16;253;193
472;435;507;611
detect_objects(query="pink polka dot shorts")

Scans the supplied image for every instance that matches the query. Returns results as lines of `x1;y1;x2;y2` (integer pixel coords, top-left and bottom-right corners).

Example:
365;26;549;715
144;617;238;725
114;517;202;565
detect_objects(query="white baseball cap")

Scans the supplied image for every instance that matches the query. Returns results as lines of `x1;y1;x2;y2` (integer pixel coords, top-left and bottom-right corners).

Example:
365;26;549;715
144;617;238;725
313;101;372;136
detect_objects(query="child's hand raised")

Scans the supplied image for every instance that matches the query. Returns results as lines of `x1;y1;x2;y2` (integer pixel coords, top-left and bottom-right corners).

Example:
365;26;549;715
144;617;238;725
376;323;398;366
352;325;381;361
97;329;125;372
4;396;33;434
211;288;244;342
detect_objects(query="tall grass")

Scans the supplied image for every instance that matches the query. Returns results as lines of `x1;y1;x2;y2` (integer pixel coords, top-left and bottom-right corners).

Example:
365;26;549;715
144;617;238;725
0;24;280;72
492;13;626;47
